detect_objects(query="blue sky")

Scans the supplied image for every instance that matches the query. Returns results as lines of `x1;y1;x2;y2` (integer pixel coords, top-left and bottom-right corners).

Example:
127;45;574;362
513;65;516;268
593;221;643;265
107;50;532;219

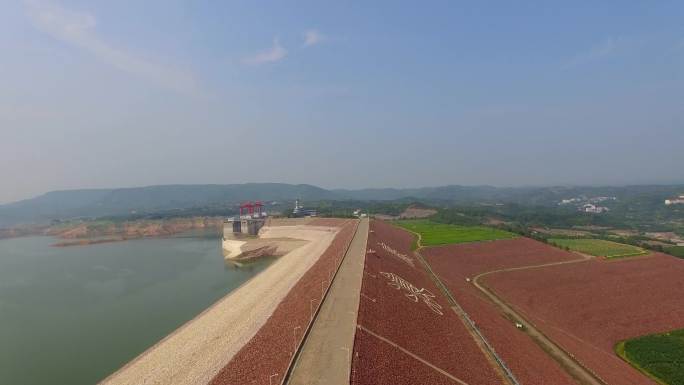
1;1;683;203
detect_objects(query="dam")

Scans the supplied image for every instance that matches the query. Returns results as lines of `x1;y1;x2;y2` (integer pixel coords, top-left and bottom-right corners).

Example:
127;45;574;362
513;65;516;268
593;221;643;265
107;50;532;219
222;201;321;261
100;218;348;385
225;201;268;236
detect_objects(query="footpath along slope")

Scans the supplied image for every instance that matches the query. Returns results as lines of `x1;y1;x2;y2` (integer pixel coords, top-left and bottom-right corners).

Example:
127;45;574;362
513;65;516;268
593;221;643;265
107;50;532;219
351;220;504;385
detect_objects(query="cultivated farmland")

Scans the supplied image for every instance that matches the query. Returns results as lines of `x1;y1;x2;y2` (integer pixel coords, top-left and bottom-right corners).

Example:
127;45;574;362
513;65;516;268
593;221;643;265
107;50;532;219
423;238;580;385
617;328;684;385
394;219;516;247
485;253;684;384
666;246;684;258
549;238;648;258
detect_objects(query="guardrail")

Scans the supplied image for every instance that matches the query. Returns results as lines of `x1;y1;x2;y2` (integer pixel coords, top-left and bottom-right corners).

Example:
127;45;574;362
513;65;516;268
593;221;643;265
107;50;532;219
414;251;521;385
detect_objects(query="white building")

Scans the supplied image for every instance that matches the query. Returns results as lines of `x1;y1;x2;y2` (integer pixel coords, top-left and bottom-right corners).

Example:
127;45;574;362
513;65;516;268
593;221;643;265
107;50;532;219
589;196;616;203
665;195;684;205
581;204;609;213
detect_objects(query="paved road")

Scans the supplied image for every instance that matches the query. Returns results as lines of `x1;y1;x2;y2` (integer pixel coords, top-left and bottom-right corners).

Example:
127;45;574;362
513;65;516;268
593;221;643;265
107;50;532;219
286;217;369;385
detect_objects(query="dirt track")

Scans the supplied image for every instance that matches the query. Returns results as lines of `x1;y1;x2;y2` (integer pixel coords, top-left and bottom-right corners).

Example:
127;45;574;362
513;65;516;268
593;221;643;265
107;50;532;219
485;252;684;385
472;255;606;385
423;238;580;384
421;235;605;385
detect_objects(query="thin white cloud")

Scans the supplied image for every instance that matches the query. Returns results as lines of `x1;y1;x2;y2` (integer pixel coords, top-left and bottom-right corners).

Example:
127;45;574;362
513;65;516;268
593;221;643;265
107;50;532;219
562;37;627;70
242;38;287;65
24;0;198;94
303;29;326;47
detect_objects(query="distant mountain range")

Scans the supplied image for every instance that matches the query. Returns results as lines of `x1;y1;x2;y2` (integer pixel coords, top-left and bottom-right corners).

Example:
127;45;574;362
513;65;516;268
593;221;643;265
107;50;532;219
1;183;682;227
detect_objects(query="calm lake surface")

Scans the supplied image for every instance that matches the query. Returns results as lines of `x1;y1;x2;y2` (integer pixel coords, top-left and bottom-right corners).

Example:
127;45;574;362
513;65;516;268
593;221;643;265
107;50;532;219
0;235;273;385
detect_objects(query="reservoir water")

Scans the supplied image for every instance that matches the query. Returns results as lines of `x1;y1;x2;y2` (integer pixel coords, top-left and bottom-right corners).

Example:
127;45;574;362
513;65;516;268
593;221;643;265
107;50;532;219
0;235;273;385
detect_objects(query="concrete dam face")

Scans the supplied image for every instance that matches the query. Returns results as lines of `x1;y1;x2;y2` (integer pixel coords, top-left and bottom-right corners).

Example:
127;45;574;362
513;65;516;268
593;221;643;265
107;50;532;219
225;218;266;236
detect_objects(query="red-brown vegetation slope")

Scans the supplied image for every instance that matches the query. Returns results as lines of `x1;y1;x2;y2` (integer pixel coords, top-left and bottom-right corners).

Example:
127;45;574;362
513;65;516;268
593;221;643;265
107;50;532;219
425;237;577;279
484;253;684;384
423;238;578;385
352;220;504;385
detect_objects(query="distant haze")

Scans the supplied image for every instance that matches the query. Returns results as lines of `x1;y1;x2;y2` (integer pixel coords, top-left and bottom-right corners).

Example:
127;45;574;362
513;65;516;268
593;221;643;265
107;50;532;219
2;183;683;228
2;1;683;204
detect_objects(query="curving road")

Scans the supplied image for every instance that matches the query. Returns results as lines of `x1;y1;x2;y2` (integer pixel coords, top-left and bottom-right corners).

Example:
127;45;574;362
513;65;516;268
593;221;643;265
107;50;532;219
406;224;608;385
471;251;607;385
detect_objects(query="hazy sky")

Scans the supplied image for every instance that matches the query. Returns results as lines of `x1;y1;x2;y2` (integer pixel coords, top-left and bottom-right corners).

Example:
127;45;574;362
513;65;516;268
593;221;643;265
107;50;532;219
1;1;683;204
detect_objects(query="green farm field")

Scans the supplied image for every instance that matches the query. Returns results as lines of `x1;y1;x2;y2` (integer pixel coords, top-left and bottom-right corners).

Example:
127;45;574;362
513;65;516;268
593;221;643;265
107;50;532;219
394;220;516;247
666;246;684;258
549;238;647;258
616;329;684;385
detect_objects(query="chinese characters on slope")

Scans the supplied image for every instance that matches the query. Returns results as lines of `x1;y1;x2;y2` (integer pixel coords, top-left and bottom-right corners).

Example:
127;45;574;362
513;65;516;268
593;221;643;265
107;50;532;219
380;272;443;315
377;241;414;267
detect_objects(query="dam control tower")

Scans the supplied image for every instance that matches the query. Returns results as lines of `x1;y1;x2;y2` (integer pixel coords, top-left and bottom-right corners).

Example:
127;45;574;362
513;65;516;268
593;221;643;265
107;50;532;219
225;201;268;236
